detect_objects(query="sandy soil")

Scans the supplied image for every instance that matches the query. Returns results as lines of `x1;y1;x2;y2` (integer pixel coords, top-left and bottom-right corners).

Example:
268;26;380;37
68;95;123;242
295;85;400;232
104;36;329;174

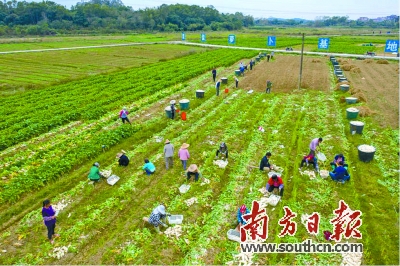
238;55;331;92
338;58;399;128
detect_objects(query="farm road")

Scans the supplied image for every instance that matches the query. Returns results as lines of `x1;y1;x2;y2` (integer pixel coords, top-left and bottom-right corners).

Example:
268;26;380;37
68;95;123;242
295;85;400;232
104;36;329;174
0;40;398;60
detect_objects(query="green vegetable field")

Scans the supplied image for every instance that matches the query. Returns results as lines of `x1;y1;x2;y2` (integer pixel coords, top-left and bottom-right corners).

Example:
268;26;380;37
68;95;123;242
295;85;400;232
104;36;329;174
0;37;398;265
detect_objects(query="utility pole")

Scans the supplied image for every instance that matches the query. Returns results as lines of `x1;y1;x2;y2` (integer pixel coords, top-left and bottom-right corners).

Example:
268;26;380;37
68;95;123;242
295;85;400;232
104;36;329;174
298;33;305;90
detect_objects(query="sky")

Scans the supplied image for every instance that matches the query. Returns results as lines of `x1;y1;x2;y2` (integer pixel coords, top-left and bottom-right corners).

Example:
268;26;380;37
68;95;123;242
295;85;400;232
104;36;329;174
51;0;399;20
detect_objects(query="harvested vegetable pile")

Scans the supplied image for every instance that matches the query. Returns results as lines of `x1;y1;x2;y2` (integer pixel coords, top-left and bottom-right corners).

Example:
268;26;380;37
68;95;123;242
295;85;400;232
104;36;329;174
213;159;228;168
341;252;363;265
358;145;375;153
49;245;70;260
184;197;198;207
164;225;182;239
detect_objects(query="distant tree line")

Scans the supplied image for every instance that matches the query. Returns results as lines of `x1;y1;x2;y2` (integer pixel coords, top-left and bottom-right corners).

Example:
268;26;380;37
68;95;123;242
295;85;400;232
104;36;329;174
254;16;399;29
0;0;397;36
0;0;253;35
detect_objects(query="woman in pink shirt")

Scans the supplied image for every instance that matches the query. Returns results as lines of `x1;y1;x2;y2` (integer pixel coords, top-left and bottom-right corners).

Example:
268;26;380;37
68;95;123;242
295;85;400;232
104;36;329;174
178;143;190;170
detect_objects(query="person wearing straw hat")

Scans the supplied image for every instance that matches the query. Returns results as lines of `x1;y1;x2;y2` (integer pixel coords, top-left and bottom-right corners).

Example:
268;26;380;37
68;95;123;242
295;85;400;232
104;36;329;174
215;142;228;160
142;158;156;175
88;162;105;183
145;203;171;234
186;164;201;182
119;107;131;125
178;143;190;170
116;150;129;166
235;204;250;231
164;139;174;170
170;100;176;120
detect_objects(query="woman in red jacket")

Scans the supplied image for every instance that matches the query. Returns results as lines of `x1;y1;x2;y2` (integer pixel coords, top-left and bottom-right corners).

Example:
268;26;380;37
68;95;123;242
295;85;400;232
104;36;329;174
266;174;284;196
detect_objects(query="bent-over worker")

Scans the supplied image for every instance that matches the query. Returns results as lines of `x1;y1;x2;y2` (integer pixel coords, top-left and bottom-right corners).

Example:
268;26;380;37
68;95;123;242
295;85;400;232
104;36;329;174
266;174;284;196
260;152;273;171
146;204;171;234
329;161;350;183
116;150;129;166
186;164;201;182
216;142;228;160
88;162;105;182
236;204;250;231
143;159;156;175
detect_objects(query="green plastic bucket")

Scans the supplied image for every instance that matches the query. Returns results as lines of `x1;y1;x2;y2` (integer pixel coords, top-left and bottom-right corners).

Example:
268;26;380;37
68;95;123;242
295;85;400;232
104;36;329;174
345;97;357;104
335;70;343;75
346;108;359;119
339;77;347;82
165;106;172;118
196;90;205;98
340;84;350;92
255;57;260;62
235;70;241;76
179;99;190;110
221;77;228;84
350;121;364;134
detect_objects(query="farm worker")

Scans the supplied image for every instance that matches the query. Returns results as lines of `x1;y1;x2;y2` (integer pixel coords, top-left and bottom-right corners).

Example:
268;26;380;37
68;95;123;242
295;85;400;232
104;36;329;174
266;54;270;62
119;107;131;125
88;162;104;182
212;68;217;82
215;79;221;96
164;139;174;170
116;150;129;166
178;143;190;170
170;100;176;120
42;199;59;244
186;164;201;182
266;174;284;196
249;59;253;70
234;76;239;88
142;158;156;175
216;142;228;160
239;62;244;68
309;137;323;156
146;204;171;234
235;204;250;231
329;161;350;184
300;154;318;171
271;51;275;59
330;153;348;170
239;65;245;76
259;152;274;171
266;80;272;93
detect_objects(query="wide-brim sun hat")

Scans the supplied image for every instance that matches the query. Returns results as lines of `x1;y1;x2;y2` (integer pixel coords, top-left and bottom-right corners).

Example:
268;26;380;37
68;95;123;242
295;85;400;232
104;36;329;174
170;100;176;104
121;150;127;154
165;139;170;144
116;153;123;158
181;143;190;149
187;164;198;172
123;107;127;110
156;205;166;215
94;162;100;167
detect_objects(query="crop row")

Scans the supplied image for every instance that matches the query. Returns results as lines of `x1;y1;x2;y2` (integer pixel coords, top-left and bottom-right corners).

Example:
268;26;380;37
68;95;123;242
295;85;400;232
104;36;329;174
0;48;258;150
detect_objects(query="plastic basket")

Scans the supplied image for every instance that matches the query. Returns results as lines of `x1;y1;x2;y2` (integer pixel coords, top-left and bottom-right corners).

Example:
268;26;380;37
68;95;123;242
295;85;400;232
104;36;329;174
168;215;184;225
107;175;120;186
316;152;327;162
179;184;190;194
227;229;241;242
268;194;281;207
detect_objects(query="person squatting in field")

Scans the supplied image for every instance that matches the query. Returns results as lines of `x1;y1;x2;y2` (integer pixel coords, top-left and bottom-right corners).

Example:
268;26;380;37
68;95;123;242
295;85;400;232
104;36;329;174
236;204;250;231
42;199;59;244
330;153;348;170
266;174;284;196
116;150;129;166
259;152;274;171
329;161;350;183
142;158;156;175
119;107;131;124
88;162;105;183
216;142;228;160
186;164;201;182
146;204;171;234
300;153;319;172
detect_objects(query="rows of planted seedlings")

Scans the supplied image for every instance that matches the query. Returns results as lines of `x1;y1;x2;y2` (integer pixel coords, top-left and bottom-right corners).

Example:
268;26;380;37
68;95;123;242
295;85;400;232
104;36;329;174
0;48;258;150
0;84;253;264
